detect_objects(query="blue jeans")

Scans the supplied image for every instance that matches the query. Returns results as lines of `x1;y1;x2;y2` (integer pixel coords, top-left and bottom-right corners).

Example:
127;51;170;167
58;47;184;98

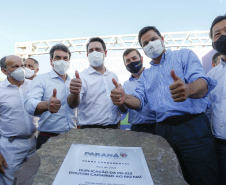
156;113;219;185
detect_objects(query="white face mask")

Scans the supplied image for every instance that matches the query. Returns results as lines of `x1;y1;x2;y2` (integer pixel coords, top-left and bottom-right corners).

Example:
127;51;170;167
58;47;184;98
25;67;35;78
143;39;165;59
7;67;25;81
53;60;69;75
88;51;104;67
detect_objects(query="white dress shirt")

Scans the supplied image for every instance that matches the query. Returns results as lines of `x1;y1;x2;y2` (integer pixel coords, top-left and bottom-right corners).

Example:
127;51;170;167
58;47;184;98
25;70;76;134
206;59;226;139
78;66;121;126
0;79;36;137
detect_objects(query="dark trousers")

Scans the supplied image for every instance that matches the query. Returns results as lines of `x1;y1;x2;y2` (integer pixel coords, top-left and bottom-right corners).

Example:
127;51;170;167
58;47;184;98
36;135;50;150
216;140;226;185
131;123;156;134
36;132;59;150
156;113;218;185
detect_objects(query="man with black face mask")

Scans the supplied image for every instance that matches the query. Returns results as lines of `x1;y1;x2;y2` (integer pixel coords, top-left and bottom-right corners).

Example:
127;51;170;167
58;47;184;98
116;48;155;133
111;26;219;185
206;14;226;185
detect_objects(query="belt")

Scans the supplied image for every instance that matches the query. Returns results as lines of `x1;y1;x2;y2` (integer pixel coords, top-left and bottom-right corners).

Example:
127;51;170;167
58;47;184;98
80;124;118;129
133;123;156;129
159;112;204;125
39;132;59;137
8;134;34;142
215;138;226;145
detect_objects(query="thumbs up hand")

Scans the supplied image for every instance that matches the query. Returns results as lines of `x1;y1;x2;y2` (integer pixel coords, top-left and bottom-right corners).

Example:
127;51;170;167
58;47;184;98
169;69;189;102
110;78;125;105
48;88;61;113
70;70;82;95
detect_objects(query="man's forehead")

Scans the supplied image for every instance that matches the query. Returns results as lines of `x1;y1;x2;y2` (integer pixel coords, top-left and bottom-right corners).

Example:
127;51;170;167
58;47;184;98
6;55;22;65
88;41;103;49
213;19;226;33
125;51;139;58
53;49;69;56
24;59;35;65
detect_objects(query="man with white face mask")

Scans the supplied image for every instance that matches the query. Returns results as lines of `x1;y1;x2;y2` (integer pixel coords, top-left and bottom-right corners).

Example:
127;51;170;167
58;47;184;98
0;55;36;185
67;37;120;129
25;44;76;149
110;26;219;185
24;58;39;80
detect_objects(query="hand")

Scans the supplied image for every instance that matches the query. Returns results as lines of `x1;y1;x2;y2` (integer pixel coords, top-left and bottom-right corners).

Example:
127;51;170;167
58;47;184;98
169;69;189;102
47;88;61;113
0;153;8;174
70;70;82;95
110;78;125;105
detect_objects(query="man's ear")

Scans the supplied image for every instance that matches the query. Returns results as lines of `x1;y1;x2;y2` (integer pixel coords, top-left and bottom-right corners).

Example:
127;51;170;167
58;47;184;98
1;68;8;76
212;62;216;68
104;50;107;57
35;68;39;74
50;59;54;67
141;56;143;63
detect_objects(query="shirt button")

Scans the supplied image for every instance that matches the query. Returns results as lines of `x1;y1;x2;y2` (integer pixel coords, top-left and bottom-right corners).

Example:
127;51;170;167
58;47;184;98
220;110;222;113
224;97;226;100
220;125;223;127
162;86;164;89
166;112;168;114
160;65;162;67
163;99;165;101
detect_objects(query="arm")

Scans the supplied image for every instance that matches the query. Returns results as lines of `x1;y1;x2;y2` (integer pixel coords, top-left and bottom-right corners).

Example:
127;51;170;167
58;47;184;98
67;71;82;109
169;69;208;102
0;153;8;174
110;78;141;110
35;88;61;115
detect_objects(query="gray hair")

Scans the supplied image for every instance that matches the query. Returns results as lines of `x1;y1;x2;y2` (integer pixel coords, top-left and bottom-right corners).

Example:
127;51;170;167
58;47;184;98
0;56;6;69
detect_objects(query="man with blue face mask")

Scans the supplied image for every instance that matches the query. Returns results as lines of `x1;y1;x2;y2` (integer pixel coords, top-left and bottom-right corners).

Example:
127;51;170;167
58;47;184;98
116;48;156;133
0;55;36;185
110;26;219;185
206;14;226;185
67;37;121;129
25;44;76;149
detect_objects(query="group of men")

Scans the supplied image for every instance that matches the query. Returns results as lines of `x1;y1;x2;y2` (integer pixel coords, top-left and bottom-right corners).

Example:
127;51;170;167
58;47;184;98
0;14;226;185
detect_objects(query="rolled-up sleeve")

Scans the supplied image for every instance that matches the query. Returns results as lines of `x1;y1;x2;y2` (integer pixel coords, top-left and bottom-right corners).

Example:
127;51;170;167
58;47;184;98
132;73;147;110
24;76;45;115
182;49;217;96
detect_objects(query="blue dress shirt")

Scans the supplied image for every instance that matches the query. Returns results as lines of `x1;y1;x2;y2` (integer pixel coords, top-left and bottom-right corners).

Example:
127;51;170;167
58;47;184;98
25;70;76;134
206;59;226;140
123;75;155;124
132;49;217;122
0;79;36;137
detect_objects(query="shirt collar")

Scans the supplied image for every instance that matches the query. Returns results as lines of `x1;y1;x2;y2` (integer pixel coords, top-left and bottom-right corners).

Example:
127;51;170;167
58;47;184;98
87;65;109;75
4;78;28;87
50;69;70;81
150;49;169;65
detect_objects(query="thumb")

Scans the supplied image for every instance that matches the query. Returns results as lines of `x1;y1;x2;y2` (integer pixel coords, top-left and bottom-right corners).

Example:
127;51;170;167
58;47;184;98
75;70;80;79
112;78;119;88
52;88;57;98
170;69;179;82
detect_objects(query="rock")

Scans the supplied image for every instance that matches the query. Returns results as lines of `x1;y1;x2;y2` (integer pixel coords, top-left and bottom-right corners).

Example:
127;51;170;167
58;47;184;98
14;129;187;185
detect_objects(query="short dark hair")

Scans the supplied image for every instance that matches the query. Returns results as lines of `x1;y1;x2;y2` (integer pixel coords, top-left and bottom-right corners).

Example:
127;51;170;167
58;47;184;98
26;58;39;67
212;52;221;64
0;56;6;69
86;37;106;52
49;44;71;60
122;49;141;64
138;26;162;47
209;14;226;39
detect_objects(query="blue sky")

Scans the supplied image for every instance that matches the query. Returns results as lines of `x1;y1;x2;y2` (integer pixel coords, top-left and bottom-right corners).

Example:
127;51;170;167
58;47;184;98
0;0;226;58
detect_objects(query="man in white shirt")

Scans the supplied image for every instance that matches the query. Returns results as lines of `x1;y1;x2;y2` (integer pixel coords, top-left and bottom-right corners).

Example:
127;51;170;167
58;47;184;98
25;44;76;149
67;37;120;129
207;14;226;185
0;55;36;185
24;58;39;80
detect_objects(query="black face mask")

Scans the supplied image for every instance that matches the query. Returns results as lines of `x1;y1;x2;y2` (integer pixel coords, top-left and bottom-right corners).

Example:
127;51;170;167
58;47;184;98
212;35;226;55
126;60;143;74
